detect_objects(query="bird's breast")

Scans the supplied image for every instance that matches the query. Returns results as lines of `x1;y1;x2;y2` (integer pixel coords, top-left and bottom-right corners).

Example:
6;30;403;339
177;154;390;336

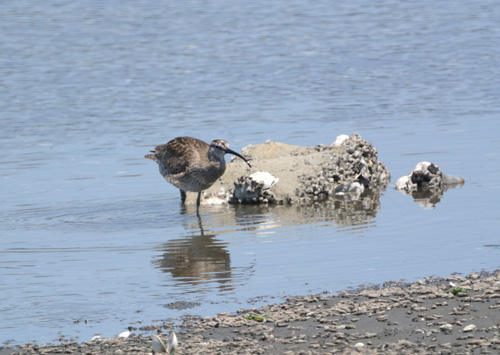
191;162;226;189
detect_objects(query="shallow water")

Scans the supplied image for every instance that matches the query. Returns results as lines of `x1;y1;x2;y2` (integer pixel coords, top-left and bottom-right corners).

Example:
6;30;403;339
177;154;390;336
1;0;500;345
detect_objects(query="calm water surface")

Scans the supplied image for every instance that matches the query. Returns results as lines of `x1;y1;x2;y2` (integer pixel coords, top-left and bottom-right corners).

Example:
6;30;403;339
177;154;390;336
1;0;500;345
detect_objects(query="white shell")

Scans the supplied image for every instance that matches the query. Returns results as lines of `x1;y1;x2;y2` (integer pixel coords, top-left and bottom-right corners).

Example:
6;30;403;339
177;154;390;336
440;324;453;331
463;324;476;332
167;331;178;354
90;335;102;343
249;172;279;190
395;175;410;191
117;330;130;339
332;134;350;147
152;334;167;353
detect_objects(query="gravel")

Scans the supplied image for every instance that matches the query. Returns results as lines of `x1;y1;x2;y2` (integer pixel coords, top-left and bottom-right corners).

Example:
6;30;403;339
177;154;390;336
3;270;500;355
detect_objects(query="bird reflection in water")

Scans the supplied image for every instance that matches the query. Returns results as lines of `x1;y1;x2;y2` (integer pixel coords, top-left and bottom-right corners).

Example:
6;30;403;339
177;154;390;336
153;217;235;293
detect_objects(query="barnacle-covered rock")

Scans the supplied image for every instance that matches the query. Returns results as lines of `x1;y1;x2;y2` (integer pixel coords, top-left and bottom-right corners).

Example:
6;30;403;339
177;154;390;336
233;172;279;204
396;161;464;208
187;134;390;206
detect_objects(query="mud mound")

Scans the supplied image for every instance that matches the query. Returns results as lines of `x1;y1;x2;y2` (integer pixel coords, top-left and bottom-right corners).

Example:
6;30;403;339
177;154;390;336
184;133;390;206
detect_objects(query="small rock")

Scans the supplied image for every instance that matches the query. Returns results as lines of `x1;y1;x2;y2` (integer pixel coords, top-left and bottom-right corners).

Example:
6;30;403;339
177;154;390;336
440;324;453;332
395;161;464;207
468;272;480;280
463;324;476;332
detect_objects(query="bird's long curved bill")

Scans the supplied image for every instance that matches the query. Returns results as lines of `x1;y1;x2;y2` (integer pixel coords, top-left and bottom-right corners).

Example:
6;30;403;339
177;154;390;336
225;148;252;168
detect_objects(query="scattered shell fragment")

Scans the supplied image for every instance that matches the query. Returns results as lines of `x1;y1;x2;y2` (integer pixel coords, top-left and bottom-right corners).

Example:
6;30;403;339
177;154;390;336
463;324;476;332
332;134;350;147
117;330;130;339
167;331;178;354
152;334;167;353
90;335;102;343
440;324;453;332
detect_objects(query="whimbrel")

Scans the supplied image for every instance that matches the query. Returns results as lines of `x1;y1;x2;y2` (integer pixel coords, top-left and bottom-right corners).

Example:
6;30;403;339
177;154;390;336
145;136;251;215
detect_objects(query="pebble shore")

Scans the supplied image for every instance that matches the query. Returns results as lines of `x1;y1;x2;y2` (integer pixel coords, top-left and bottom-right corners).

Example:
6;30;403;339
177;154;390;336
3;270;500;354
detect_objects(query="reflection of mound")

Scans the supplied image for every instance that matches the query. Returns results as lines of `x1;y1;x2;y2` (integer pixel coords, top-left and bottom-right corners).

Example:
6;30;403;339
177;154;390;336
153;233;234;292
227;187;382;237
295;188;382;226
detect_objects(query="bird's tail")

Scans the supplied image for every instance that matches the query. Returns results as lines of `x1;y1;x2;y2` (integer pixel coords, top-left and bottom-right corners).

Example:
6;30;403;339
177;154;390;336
144;153;156;160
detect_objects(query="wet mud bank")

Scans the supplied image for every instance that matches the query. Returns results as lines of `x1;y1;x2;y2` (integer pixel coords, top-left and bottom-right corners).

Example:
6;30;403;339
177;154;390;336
3;270;500;354
185;133;391;206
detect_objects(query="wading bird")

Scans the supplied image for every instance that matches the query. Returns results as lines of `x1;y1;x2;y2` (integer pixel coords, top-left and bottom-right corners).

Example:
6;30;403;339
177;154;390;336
145;136;251;216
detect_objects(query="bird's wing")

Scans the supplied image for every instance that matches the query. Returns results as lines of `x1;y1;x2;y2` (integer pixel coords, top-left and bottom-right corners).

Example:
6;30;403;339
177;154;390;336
154;137;209;175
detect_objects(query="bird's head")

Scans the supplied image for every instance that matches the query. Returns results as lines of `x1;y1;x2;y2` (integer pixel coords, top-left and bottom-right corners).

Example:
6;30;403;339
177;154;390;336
210;139;251;168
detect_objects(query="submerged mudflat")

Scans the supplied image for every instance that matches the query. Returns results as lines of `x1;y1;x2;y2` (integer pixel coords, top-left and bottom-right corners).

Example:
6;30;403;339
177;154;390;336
3;270;500;354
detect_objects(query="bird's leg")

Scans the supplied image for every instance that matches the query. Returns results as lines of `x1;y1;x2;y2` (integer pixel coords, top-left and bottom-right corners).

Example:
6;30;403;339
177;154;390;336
196;191;201;216
197;215;204;236
180;189;186;204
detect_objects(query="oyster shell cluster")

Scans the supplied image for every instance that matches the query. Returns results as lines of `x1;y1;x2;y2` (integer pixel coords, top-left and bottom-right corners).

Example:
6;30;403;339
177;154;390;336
297;133;390;203
232;172;279;204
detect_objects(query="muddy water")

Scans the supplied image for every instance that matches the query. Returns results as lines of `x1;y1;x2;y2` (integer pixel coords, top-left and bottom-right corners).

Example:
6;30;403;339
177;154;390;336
1;0;500;345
